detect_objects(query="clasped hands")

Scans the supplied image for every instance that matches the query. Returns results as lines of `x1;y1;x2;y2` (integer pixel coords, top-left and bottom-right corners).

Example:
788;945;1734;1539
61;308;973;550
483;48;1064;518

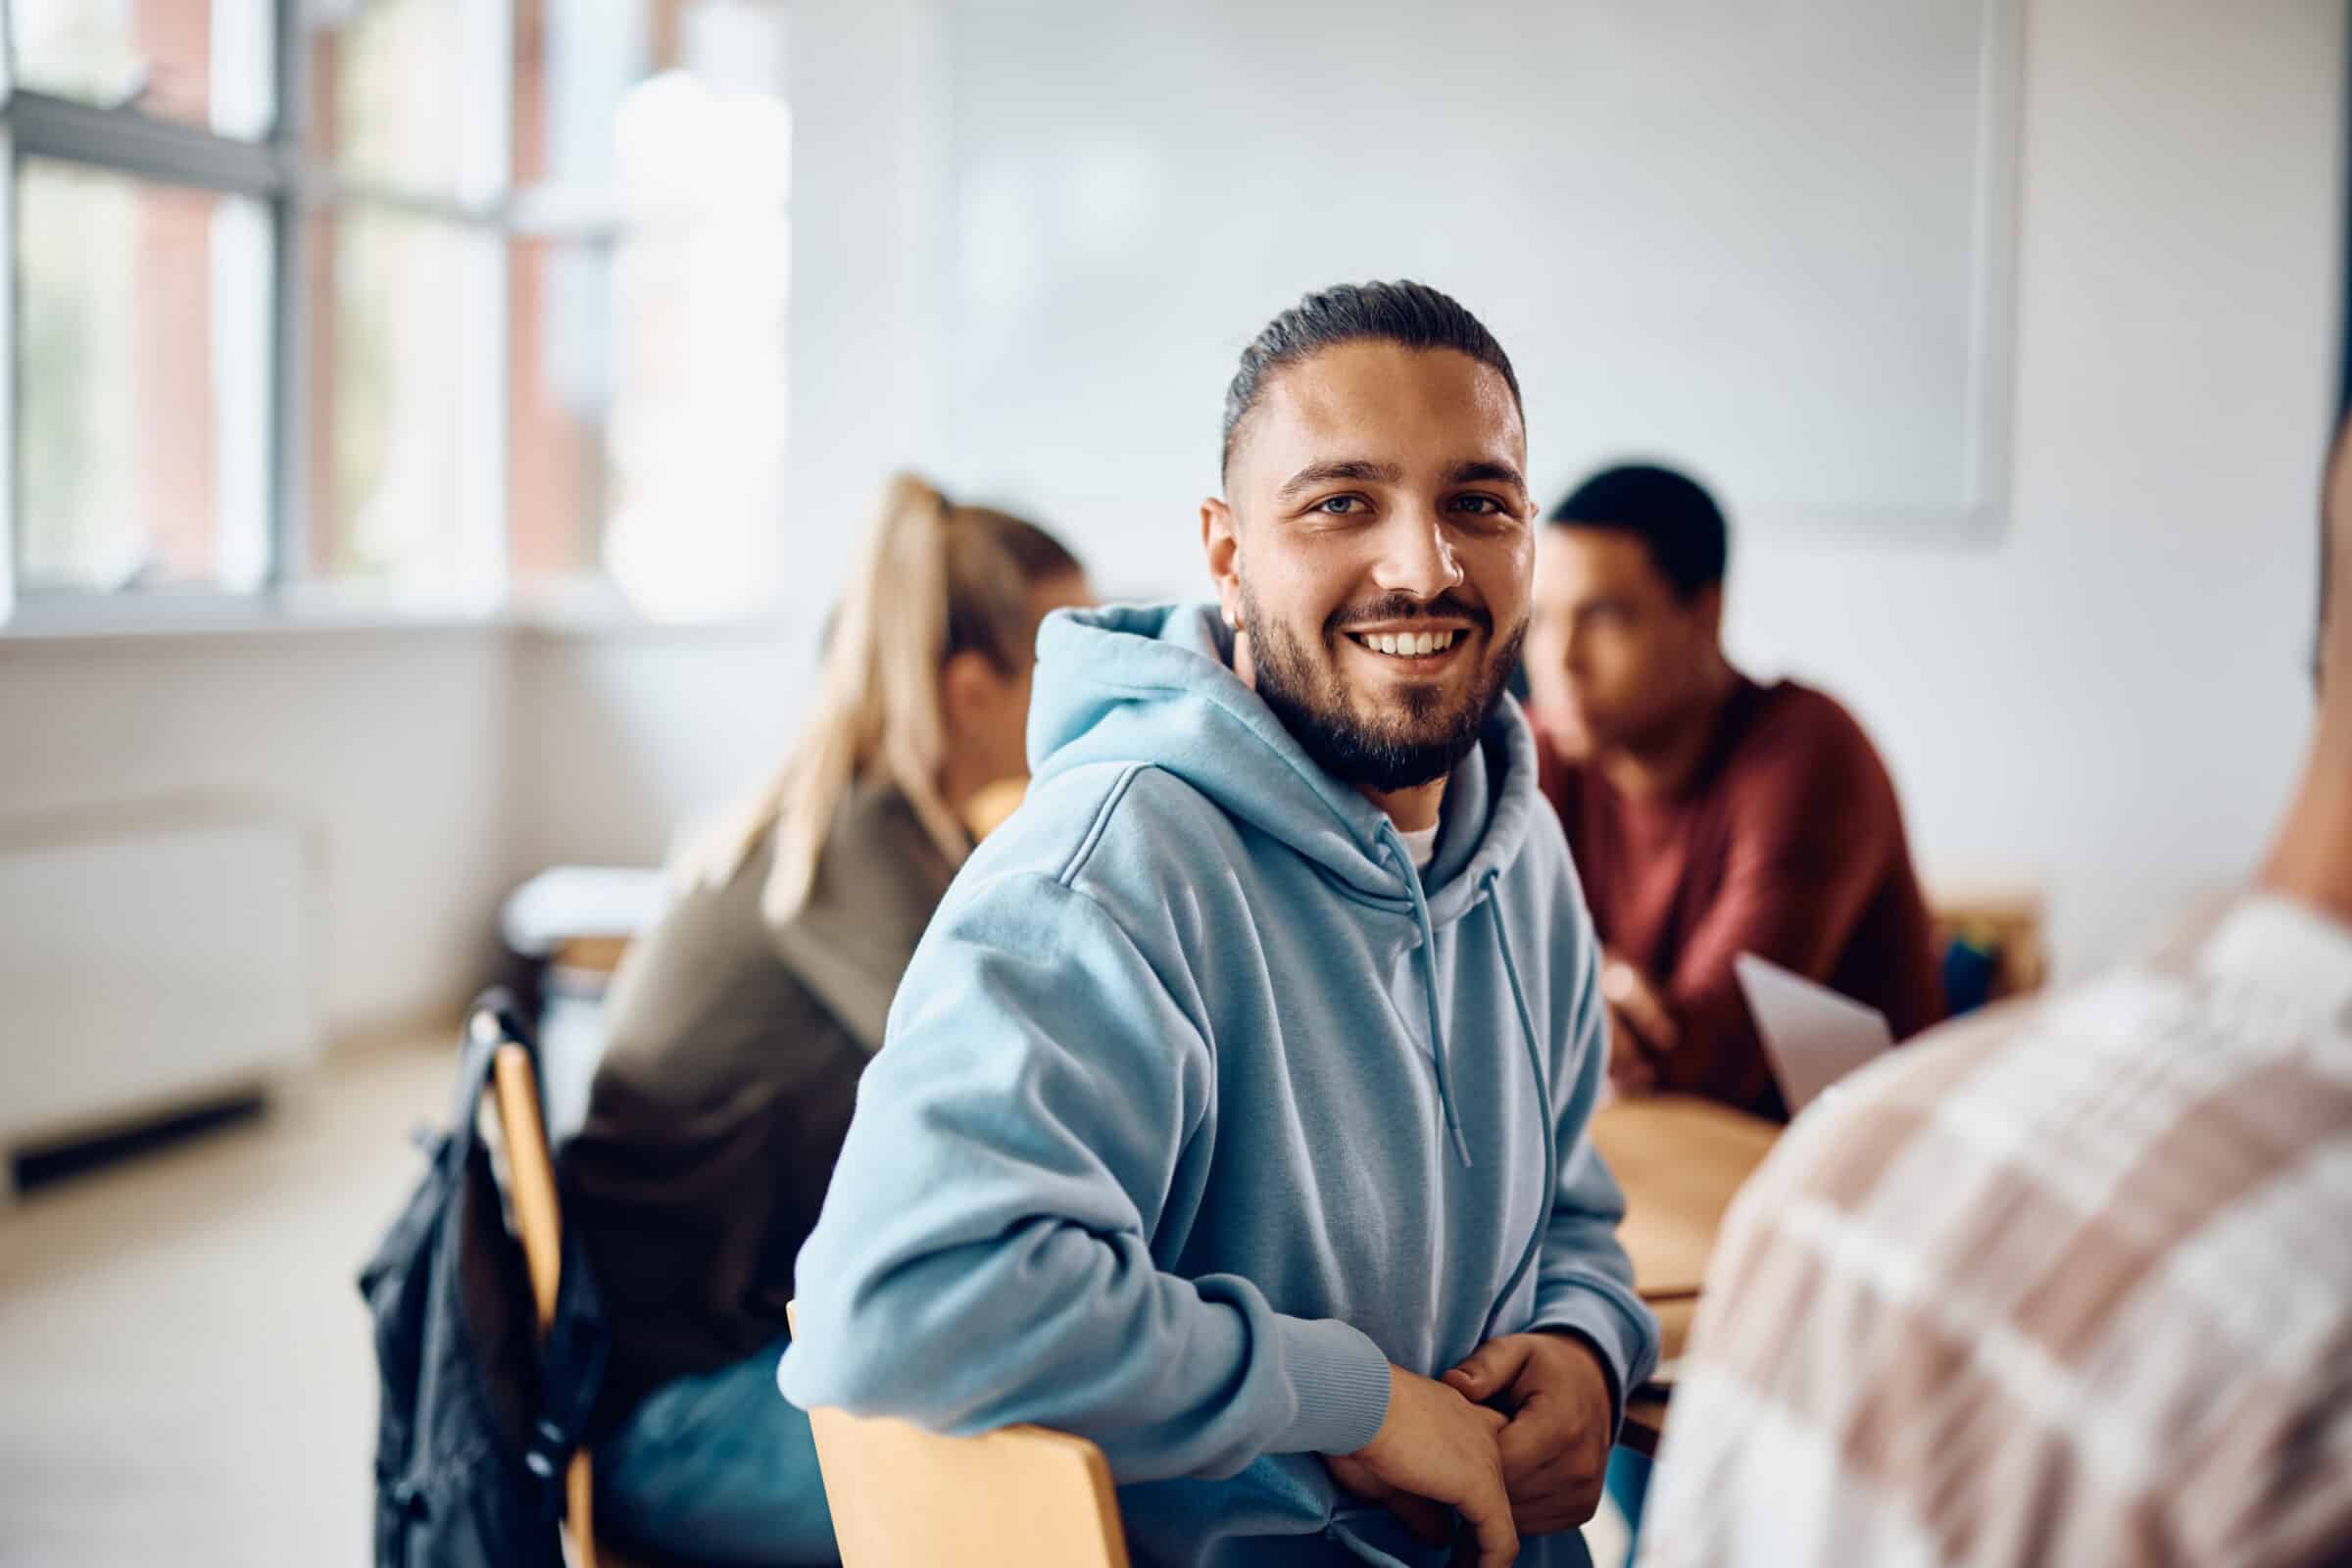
1326;1331;1614;1567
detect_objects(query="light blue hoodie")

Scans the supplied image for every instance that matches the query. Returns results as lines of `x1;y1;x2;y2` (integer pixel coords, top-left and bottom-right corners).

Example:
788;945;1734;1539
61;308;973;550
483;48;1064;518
781;603;1658;1567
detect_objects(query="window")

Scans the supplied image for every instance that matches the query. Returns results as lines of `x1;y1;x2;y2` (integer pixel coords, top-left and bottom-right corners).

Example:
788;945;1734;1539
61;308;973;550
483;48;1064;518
18;158;272;595
506;0;791;615
1;0;791;623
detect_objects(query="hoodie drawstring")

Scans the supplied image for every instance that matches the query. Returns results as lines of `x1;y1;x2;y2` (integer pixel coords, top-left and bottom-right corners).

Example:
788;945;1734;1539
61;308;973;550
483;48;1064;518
1376;841;1556;1249
1483;868;1556;1324
1382;825;1474;1168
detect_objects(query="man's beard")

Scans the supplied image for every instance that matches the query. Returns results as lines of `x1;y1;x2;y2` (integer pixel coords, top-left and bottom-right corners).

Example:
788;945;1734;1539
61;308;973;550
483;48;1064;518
1241;581;1526;794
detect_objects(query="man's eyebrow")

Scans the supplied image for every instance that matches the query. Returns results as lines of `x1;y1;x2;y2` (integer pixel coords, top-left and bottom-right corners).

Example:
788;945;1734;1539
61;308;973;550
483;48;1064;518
1446;460;1528;493
1276;460;1405;504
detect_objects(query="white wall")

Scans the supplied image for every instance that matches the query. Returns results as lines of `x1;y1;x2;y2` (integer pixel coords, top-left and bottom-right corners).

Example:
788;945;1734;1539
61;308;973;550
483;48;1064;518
0;616;794;1048
1727;0;2341;971
513;624;809;871
0;628;513;1039
786;0;947;562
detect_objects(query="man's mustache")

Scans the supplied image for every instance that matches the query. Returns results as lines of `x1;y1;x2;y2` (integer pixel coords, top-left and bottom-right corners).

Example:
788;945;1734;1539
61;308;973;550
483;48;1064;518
1326;593;1493;637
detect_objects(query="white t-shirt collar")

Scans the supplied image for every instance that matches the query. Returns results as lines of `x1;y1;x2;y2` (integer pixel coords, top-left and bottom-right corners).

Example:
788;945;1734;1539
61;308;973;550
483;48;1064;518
1397;820;1441;871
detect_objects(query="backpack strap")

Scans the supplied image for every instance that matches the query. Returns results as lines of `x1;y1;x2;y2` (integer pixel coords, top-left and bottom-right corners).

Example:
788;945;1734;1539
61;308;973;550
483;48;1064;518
442;989;537;1162
521;1223;610;1518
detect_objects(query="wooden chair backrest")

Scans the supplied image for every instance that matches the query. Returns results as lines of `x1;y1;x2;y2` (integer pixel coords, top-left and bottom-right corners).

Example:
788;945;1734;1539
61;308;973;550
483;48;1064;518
483;1022;601;1568
784;1301;1130;1568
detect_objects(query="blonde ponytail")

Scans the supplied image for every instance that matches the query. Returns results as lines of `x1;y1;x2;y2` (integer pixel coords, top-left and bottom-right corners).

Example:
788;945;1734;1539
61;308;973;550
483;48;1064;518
679;472;1080;927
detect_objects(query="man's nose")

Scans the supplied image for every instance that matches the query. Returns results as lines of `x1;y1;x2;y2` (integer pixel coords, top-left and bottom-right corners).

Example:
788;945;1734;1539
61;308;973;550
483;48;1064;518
1367;510;1465;602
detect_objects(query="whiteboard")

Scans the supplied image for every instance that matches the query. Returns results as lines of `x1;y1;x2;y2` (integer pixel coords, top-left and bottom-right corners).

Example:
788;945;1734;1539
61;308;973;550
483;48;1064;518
924;0;2020;594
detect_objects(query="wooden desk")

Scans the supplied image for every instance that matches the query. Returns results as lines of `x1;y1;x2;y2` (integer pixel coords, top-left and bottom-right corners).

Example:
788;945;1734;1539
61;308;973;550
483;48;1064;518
1588;1094;1780;1455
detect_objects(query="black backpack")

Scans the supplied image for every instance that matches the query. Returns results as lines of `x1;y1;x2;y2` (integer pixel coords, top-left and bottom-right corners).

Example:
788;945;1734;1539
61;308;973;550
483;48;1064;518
361;994;609;1568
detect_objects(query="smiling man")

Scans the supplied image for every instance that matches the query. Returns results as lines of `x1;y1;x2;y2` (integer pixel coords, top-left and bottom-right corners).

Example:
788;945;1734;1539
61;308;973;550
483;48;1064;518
783;281;1656;1568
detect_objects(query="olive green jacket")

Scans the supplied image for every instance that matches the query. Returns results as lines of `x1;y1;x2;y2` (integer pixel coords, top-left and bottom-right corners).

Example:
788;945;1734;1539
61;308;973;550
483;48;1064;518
563;781;957;1431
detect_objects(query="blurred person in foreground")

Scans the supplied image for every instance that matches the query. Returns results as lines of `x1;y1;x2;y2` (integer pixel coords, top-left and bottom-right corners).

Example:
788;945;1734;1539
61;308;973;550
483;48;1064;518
1636;420;2352;1566
784;281;1658;1568
1523;464;1943;1118
561;475;1090;1565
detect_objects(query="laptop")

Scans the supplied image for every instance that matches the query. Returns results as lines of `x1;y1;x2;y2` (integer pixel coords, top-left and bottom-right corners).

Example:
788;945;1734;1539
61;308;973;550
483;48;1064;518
1733;953;1895;1115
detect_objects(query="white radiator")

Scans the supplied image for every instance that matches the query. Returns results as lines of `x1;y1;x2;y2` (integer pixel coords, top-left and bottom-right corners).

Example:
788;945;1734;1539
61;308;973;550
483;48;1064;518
0;815;318;1169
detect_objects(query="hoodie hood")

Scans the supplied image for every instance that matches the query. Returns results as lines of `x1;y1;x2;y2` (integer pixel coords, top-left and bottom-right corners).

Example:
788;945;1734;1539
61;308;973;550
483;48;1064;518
1028;602;1544;926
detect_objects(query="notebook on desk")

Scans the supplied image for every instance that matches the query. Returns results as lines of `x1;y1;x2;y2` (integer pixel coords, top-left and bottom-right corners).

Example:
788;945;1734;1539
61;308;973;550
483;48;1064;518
1735;954;1894;1115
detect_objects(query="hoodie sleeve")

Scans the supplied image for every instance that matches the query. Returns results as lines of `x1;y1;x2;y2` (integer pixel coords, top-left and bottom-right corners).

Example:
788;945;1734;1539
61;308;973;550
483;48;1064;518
778;869;1395;1482
1528;909;1662;1433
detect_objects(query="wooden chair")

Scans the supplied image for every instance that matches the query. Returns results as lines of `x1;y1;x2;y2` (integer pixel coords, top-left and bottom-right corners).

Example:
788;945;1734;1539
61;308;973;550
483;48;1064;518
479;1008;604;1568
785;1301;1131;1568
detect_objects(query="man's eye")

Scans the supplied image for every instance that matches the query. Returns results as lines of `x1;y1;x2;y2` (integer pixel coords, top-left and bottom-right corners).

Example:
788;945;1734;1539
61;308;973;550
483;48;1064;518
1451;495;1506;515
1314;496;1368;515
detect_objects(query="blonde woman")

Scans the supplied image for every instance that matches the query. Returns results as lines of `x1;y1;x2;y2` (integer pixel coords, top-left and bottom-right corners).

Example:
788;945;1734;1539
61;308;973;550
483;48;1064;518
564;475;1090;1565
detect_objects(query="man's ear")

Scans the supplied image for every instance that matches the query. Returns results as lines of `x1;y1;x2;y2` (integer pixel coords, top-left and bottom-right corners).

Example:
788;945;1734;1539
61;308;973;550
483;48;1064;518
1202;496;1244;629
1691;582;1726;644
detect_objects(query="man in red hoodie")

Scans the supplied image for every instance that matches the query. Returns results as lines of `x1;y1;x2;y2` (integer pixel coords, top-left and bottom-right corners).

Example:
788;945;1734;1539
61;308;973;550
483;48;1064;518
1524;464;1943;1119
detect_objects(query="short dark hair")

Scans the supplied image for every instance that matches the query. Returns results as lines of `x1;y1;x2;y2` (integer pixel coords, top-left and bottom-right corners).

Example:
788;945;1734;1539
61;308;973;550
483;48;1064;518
1221;280;1523;479
1548;463;1729;599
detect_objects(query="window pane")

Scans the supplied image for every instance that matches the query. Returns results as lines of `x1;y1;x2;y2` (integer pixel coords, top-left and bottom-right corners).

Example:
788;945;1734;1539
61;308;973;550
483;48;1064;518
11;0;275;140
305;0;504;200
308;208;502;598
509;218;789;615
514;0;789;197
15;160;273;596
508;0;790;613
508;237;608;578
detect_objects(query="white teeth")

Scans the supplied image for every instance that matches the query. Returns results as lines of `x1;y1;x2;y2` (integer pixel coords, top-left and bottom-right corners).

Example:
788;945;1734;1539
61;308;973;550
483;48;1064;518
1356;629;1461;657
